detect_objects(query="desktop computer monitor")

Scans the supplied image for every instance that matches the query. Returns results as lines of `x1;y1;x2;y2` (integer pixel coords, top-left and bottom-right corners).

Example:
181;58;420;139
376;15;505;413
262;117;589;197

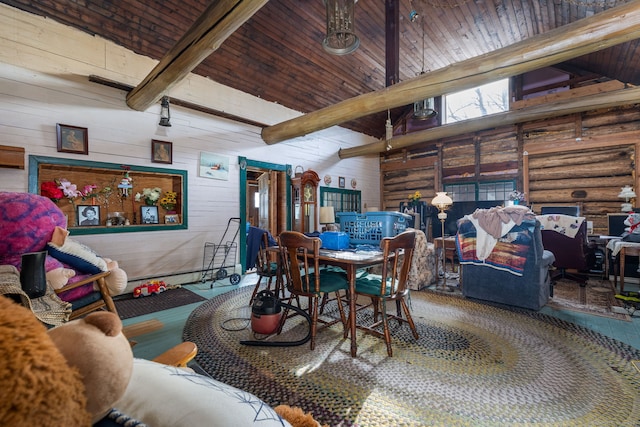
607;213;629;237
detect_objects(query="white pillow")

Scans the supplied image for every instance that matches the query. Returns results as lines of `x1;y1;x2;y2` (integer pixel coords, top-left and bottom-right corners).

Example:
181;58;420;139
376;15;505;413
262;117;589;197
47;237;108;274
114;359;291;427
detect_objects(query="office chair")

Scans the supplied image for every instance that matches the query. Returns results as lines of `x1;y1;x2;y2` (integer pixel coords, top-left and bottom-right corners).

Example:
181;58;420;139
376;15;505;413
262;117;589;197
540;216;596;287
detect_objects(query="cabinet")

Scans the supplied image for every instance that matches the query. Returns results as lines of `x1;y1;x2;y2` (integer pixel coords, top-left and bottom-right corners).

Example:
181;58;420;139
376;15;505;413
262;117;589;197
291;170;320;233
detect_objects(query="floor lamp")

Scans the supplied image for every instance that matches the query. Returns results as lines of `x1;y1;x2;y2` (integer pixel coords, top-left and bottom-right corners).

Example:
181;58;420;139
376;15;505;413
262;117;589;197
431;192;453;290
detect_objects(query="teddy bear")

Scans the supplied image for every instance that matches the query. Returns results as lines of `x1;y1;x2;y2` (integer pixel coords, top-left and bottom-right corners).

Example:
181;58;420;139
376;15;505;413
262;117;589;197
0;294;133;425
0;294;325;427
275;405;328;427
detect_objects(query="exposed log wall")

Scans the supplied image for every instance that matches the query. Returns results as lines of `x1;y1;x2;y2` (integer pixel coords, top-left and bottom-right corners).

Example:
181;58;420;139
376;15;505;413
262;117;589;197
381;105;639;236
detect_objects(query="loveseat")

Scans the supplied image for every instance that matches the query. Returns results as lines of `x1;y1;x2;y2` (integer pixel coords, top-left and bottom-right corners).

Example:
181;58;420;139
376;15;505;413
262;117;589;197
455;206;555;310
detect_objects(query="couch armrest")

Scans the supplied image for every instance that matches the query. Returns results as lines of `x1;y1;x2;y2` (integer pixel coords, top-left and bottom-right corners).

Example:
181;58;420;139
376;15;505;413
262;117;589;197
541;250;556;268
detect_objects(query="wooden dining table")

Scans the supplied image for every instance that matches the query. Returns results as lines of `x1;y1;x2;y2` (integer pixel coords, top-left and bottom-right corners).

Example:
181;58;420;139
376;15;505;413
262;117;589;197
267;245;389;357
316;249;388;357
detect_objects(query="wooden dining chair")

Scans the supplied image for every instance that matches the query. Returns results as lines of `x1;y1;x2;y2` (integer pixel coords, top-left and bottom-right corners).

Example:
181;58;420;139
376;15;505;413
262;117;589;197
249;232;281;305
354;230;418;357
278;231;348;350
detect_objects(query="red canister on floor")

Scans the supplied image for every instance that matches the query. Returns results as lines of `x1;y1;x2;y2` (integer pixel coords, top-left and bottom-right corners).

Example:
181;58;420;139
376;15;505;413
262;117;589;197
250;290;282;335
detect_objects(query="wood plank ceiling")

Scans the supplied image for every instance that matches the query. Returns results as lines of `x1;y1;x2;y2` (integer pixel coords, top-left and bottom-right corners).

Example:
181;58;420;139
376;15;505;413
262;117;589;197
4;0;640;140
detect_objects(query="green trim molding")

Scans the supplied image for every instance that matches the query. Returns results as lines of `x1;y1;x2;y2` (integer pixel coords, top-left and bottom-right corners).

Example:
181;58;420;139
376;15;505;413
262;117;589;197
29;155;188;235
238;157;290;272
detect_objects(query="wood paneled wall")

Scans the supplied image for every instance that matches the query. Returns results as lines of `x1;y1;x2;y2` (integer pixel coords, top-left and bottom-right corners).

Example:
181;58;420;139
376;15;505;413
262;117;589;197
381;104;639;236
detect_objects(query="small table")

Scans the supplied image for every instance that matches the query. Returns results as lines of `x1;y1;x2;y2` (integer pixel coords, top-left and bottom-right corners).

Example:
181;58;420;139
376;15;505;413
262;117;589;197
434;236;457;277
613;243;640;293
608;239;640;293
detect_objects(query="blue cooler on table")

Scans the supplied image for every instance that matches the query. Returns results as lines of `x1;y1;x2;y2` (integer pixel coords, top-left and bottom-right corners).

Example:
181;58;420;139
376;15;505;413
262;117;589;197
319;231;350;250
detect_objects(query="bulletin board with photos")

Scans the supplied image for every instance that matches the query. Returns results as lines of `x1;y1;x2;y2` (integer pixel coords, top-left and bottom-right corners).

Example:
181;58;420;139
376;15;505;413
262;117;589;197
29;155;187;235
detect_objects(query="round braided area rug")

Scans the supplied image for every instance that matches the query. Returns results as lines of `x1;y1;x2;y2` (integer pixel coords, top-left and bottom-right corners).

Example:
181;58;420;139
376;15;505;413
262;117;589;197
183;286;640;427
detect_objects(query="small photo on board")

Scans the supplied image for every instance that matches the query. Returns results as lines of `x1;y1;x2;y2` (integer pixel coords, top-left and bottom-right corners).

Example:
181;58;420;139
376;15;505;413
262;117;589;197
141;206;159;224
165;214;180;224
77;205;100;226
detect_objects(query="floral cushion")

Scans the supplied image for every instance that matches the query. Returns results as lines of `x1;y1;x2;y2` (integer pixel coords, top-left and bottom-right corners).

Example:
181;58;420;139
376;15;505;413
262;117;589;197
407;230;436;290
366;229;436;290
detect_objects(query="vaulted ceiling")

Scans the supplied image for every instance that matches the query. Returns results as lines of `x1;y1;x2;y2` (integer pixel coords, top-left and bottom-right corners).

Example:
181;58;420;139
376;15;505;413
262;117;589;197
4;0;640;140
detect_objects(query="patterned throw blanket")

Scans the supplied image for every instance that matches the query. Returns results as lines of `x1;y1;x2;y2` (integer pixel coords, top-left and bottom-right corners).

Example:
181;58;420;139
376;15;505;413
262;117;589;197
456;218;536;276
0;265;71;325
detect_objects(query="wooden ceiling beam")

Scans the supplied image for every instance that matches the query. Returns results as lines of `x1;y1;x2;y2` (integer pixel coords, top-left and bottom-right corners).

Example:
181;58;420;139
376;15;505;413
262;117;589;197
338;86;640;158
261;1;640;145
126;0;269;111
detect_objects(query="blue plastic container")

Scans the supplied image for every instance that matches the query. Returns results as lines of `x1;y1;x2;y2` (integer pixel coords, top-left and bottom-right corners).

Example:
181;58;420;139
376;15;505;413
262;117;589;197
337;211;411;245
319;231;350;250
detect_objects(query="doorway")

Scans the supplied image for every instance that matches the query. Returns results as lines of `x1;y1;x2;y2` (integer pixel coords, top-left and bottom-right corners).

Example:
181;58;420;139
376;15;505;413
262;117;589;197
239;157;290;272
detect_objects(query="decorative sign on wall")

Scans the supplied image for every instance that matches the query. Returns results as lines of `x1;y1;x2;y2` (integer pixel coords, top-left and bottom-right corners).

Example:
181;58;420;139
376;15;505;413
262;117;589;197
199;152;229;180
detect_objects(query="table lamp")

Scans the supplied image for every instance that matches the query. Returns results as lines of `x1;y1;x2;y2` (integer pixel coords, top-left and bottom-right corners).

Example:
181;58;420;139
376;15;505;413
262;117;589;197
320;206;337;231
618;185;636;212
431;192;453;289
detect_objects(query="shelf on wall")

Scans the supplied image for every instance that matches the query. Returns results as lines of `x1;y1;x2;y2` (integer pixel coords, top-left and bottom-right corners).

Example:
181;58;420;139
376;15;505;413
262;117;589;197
28;156;188;235
0;145;25;169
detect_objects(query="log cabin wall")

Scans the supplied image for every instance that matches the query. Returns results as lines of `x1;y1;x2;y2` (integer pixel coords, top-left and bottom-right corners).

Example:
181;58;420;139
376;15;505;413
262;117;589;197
381;104;639;237
523;107;640;235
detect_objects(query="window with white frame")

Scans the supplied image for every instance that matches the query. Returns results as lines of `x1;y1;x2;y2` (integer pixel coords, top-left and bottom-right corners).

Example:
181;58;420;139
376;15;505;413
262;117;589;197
444;79;509;124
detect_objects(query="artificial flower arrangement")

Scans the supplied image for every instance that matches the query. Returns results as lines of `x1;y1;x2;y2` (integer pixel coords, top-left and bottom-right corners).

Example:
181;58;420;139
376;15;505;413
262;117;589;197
135;187;162;206
42;179;99;204
40;181;64;202
407;190;422;204
509;190;526;203
159;191;178;211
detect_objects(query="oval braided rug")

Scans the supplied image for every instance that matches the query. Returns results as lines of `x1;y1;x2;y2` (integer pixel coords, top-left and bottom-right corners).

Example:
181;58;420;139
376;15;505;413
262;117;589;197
183;286;640;427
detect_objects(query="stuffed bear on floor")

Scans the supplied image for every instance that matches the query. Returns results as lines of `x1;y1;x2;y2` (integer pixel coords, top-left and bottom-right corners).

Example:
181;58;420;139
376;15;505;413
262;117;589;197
0;294;326;427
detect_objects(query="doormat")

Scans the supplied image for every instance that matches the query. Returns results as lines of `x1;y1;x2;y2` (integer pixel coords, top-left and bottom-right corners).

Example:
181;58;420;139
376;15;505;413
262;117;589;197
114;287;207;320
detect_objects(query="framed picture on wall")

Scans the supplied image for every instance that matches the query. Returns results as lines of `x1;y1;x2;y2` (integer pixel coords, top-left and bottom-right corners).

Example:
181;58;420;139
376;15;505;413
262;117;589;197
199;151;230;180
77;205;100;226
141;206;159;224
57;124;88;155
151;140;172;164
339;176;346;188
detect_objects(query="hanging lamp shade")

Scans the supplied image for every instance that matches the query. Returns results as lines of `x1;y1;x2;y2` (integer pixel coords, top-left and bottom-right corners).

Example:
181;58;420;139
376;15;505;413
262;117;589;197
413;97;437;120
323;0;359;55
413;11;437;120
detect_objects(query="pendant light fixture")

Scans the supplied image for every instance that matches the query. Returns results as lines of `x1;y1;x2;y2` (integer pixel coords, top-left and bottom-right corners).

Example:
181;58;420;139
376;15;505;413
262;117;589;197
323;0;360;55
413;5;437;120
159;96;172;127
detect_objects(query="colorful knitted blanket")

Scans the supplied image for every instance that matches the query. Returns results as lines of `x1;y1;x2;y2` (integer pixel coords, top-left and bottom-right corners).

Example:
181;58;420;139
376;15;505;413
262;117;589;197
456;218;536;276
